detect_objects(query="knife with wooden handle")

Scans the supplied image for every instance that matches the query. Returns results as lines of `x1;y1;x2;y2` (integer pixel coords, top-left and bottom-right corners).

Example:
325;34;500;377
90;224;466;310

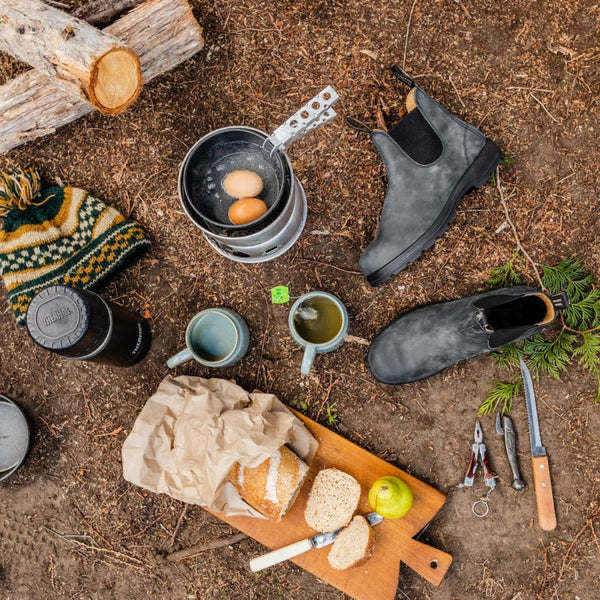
519;358;557;531
250;511;453;586
250;512;384;572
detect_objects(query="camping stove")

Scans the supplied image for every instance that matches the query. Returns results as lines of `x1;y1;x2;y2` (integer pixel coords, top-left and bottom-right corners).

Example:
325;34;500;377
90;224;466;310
178;87;338;263
178;149;307;263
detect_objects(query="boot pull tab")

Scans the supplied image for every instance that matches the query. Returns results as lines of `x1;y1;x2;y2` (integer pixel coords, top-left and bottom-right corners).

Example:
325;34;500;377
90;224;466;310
345;117;372;134
391;65;415;89
549;292;570;311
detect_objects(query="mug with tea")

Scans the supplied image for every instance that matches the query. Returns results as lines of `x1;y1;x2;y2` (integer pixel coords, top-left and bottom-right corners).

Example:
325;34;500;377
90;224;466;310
288;291;349;375
167;308;250;369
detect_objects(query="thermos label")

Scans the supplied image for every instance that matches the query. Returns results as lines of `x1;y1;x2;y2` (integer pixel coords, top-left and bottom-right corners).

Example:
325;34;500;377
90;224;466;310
44;306;73;326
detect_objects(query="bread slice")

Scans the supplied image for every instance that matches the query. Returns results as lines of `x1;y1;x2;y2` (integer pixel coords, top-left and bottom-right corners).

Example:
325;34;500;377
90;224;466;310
228;445;309;521
328;515;374;570
304;468;361;532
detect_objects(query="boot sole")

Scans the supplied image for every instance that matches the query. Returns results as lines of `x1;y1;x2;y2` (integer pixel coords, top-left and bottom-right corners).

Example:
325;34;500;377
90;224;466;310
365;138;503;287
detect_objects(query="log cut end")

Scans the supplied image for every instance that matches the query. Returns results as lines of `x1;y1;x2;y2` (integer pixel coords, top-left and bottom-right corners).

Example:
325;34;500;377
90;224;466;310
89;47;142;114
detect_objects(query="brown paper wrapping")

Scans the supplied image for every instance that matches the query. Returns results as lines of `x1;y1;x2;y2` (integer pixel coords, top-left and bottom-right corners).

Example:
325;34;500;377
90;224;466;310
122;375;318;518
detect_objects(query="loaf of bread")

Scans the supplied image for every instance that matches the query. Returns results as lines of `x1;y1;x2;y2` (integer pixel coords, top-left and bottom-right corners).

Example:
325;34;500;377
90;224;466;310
304;467;361;532
328;515;374;570
228;445;309;521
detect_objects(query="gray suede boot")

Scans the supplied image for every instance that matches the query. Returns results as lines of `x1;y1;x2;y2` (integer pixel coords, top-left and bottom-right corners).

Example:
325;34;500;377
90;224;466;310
368;286;570;384
359;67;503;286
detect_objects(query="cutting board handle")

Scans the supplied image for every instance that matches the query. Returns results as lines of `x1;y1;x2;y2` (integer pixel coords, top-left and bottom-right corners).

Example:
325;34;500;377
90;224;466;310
398;537;453;587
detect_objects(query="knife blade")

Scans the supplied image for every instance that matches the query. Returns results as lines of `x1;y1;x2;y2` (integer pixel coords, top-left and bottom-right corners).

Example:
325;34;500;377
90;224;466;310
249;512;384;572
519;358;557;531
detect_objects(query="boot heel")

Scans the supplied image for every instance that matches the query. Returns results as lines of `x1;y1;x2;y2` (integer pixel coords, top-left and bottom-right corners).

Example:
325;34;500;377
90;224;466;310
469;139;503;189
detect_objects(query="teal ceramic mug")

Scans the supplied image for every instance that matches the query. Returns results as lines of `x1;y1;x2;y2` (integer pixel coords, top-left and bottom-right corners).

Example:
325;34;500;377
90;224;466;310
167;308;250;369
289;291;349;375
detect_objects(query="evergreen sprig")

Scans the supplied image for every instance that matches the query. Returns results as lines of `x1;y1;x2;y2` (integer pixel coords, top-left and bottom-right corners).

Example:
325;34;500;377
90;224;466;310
479;256;600;414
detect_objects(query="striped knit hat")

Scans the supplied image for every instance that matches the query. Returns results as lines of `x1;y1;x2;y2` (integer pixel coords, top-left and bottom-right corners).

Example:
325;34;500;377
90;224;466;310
0;168;151;325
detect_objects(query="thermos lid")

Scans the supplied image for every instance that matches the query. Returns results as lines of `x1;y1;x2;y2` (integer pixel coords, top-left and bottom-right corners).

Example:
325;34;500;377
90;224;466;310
26;285;90;350
0;395;30;481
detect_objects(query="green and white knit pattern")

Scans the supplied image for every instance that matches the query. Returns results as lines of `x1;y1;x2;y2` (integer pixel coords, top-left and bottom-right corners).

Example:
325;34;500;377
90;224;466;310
0;175;150;325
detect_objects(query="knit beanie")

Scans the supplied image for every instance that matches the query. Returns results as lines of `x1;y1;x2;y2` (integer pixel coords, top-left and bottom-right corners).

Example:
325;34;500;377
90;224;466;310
0;168;151;325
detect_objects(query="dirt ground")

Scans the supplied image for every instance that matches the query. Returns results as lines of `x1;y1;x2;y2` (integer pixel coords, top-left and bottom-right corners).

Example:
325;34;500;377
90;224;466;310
1;0;600;599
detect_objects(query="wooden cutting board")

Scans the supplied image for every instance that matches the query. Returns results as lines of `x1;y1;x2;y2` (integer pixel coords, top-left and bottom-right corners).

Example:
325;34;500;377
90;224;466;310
207;412;452;599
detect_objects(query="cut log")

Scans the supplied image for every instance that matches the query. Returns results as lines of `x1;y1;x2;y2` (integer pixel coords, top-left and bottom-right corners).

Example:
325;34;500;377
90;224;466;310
0;0;204;154
0;0;142;114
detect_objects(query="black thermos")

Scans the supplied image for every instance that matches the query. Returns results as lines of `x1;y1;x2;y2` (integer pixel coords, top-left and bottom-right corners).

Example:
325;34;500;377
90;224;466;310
26;285;151;366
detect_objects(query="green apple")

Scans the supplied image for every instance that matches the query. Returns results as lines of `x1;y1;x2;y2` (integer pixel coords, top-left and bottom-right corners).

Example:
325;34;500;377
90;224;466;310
368;476;413;519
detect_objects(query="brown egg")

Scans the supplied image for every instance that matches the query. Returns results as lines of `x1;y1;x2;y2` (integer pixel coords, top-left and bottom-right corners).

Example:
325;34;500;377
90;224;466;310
223;169;264;198
228;197;268;225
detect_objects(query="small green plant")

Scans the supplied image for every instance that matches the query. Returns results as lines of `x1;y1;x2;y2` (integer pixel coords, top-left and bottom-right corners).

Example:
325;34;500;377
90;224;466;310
325;402;338;426
490;156;514;185
289;394;307;411
479;256;600;415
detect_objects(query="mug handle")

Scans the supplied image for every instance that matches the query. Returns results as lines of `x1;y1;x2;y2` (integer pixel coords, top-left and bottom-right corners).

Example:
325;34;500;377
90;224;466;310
301;345;317;376
167;348;193;369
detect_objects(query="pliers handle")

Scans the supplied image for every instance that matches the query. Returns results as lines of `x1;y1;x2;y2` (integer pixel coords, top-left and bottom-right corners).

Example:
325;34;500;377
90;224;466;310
462;422;496;490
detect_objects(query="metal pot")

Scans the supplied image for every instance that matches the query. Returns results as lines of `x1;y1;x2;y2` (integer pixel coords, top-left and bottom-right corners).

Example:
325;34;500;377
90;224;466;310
178;87;339;262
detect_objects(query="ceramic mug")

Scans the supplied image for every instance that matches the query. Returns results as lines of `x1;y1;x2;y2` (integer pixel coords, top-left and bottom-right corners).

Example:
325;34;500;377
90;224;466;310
167;308;250;369
289;291;349;375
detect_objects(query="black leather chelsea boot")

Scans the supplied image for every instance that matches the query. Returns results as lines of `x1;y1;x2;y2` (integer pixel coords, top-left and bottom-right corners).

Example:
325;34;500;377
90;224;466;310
368;286;570;384
359;66;503;286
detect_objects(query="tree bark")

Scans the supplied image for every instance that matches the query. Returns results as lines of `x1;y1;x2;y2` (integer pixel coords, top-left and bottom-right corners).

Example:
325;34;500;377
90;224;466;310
0;0;142;114
74;0;144;26
0;0;204;154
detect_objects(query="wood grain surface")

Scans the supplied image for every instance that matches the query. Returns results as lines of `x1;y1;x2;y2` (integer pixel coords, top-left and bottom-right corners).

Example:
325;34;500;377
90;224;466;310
207;411;452;599
531;455;557;531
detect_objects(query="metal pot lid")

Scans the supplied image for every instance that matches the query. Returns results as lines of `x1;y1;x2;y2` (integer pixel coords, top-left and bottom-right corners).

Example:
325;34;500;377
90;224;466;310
0;395;30;480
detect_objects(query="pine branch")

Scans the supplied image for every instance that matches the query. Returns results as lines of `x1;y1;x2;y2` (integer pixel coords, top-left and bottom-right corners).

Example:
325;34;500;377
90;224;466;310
573;332;600;376
480;255;600;414
491;342;522;370
478;381;522;415
487;252;524;289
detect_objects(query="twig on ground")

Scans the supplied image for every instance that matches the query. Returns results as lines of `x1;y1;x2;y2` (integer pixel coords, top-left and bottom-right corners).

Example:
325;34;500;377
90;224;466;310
165;504;189;550
48;554;56;588
344;334;370;345
39;416;59;437
403;0;418;70
45;526;147;568
92;426;124;438
315;376;340;422
449;74;466;108
454;0;472;19
530;93;559;123
536;538;549;600
166;533;248;562
558;507;600;581
120;504;172;541
81;387;92;419
495;169;545;289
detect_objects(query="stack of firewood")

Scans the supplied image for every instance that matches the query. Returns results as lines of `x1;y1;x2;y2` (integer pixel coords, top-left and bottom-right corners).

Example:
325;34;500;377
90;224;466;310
0;0;204;153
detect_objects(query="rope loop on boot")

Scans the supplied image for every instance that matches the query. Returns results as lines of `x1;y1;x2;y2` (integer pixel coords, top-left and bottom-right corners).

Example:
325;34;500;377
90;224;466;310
0;168;45;217
391;65;415;89
345;117;372;134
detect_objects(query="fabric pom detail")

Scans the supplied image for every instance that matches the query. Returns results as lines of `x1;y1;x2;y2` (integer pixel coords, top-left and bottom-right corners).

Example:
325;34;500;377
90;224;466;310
0;168;44;217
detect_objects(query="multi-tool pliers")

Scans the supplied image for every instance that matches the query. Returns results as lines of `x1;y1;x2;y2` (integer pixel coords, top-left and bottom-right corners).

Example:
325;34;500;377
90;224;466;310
462;421;495;490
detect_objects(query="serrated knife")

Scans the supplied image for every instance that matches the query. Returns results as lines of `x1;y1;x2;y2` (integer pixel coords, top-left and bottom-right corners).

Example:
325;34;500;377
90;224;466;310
249;512;384;572
519;358;557;531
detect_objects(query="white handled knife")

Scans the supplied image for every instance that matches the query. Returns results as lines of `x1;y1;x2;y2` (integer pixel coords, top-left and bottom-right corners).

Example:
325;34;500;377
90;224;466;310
249;512;384;572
